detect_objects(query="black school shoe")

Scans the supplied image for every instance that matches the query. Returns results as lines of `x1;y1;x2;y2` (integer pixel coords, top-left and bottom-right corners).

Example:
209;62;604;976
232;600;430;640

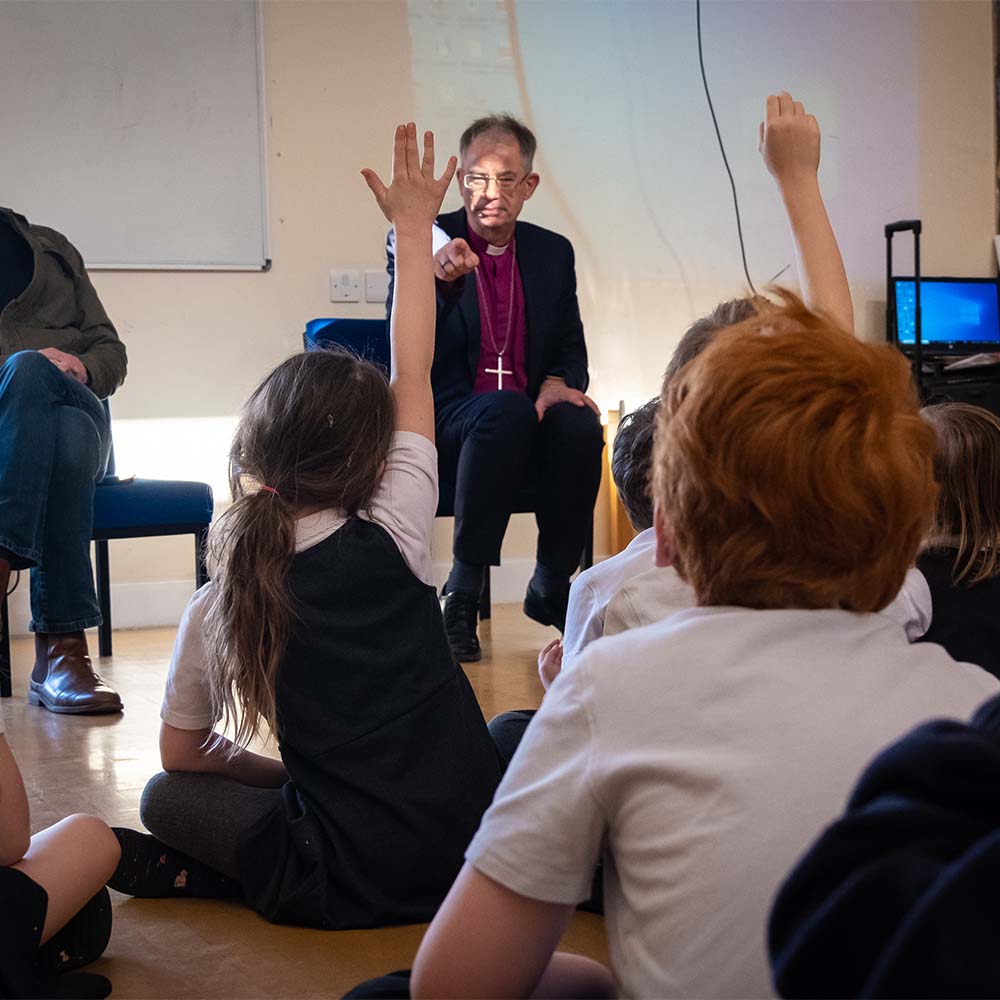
36;888;113;979
442;590;482;662
523;579;569;633
108;828;241;899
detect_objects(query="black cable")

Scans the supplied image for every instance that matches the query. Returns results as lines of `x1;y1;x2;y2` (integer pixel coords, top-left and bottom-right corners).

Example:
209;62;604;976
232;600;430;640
696;0;756;295
6;570;19;598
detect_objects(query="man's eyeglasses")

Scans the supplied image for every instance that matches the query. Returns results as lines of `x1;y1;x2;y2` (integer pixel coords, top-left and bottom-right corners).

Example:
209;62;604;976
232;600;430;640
462;172;526;192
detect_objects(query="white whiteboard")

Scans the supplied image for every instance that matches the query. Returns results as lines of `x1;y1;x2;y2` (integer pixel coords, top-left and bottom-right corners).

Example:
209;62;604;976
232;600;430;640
0;0;269;270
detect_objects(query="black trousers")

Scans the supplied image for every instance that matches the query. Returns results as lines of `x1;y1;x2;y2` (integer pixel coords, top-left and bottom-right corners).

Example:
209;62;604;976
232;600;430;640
435;391;604;576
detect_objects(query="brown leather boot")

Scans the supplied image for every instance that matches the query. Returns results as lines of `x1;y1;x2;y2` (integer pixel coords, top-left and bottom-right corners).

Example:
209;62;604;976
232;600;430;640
29;632;123;714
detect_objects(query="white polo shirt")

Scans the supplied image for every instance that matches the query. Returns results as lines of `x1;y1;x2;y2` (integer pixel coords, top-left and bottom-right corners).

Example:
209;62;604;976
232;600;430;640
466;605;998;998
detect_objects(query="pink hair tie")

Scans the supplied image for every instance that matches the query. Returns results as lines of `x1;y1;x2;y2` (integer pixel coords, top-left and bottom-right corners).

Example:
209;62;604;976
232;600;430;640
260;485;280;497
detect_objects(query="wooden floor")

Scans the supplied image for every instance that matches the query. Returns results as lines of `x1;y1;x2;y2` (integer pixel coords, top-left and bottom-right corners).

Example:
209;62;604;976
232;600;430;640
3;607;608;998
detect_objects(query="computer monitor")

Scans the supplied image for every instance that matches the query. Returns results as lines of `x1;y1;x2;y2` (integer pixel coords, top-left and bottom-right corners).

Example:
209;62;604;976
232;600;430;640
893;277;1000;355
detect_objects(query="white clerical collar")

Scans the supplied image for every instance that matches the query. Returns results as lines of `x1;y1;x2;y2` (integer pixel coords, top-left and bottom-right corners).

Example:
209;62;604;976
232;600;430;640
485;242;510;256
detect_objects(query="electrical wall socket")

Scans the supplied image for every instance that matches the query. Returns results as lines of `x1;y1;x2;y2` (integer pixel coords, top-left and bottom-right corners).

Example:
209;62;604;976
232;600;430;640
364;270;390;303
329;269;362;302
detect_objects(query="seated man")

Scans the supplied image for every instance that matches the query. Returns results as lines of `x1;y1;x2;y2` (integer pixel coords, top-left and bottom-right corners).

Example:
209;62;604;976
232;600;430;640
409;93;999;1000
385;114;604;661
0;206;127;713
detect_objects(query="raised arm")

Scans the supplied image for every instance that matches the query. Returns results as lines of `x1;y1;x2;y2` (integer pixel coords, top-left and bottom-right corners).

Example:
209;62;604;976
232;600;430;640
363;123;456;441
760;92;854;334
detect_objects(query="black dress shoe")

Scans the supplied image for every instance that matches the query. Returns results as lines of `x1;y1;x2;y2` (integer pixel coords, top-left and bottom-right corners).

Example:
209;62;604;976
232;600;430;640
523;580;569;633
442;591;482;662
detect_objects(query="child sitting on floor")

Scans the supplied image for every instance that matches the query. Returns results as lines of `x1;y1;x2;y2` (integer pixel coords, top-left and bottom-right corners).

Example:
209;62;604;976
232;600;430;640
108;124;503;930
409;94;1000;1000
915;402;1000;678
0;715;119;998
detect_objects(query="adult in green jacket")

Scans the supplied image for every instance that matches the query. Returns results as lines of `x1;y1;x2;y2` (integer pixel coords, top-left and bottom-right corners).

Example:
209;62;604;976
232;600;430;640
0;206;127;713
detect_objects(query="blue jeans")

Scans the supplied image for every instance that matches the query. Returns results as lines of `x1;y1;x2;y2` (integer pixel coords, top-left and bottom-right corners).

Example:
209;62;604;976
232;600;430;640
0;351;111;633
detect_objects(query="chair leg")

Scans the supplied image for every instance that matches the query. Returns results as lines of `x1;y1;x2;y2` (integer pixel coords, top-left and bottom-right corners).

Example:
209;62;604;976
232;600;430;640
479;568;492;622
95;540;113;658
195;528;210;588
0;596;10;698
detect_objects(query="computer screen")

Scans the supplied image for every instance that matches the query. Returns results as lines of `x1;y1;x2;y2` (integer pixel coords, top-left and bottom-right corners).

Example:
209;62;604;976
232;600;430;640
894;278;1000;352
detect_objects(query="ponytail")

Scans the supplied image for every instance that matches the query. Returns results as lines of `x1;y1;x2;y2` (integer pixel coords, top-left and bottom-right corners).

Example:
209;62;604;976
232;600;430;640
201;348;396;754
203;487;296;754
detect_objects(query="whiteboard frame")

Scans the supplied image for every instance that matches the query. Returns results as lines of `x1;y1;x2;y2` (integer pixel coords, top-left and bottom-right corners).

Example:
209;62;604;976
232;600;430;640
88;0;272;273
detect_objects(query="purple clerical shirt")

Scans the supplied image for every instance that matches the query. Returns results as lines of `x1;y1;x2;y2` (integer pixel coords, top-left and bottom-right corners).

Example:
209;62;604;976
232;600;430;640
468;228;528;395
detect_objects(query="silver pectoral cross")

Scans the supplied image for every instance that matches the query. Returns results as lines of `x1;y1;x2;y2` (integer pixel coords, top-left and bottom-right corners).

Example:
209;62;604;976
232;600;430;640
485;354;513;390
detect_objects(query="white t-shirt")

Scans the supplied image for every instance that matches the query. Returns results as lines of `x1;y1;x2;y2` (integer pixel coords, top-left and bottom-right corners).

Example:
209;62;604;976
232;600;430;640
466;605;999;999
161;431;438;731
562;528;658;668
880;566;933;641
605;565;932;643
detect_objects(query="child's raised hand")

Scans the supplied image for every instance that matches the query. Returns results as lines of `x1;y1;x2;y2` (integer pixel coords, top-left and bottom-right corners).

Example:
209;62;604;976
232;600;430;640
362;123;457;231
537;638;564;692
759;92;820;187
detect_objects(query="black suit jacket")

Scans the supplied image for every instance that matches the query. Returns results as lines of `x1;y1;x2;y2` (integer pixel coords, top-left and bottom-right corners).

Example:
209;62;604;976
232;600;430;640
385;208;589;408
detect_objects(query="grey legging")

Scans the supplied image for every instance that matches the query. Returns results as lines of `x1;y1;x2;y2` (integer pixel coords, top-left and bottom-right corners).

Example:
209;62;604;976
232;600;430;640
140;771;282;881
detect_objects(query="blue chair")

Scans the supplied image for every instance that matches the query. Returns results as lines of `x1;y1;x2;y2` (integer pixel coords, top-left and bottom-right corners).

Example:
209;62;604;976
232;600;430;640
303;318;593;623
304;318;390;367
0;401;214;698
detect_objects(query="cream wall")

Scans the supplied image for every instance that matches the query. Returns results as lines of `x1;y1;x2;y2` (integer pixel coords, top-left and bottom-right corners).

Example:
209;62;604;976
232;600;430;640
15;0;991;632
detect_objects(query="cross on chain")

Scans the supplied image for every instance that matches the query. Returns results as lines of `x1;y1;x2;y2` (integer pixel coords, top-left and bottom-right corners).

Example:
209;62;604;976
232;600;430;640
485;355;513;390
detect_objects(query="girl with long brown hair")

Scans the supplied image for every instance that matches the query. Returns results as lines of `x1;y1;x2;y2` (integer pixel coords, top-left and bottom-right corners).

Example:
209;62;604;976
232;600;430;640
107;125;503;929
916;402;1000;679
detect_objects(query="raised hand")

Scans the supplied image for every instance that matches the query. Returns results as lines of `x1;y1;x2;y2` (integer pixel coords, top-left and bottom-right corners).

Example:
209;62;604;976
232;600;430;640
758;91;853;334
759;92;820;188
362;123;457;233
434;237;480;283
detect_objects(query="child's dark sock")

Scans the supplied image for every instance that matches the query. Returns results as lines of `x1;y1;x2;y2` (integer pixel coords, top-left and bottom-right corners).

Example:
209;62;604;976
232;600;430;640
108;827;241;899
36;886;112;978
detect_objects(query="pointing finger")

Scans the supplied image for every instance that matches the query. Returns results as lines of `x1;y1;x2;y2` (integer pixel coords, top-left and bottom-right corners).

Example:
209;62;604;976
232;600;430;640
766;93;779;123
777;91;794;117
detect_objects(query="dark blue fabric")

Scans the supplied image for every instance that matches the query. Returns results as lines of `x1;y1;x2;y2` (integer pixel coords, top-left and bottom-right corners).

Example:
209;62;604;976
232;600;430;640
769;693;1000;998
916;549;1000;680
0;214;34;313
0;351;111;631
435;391;603;573
93;478;213;534
303;319;389;370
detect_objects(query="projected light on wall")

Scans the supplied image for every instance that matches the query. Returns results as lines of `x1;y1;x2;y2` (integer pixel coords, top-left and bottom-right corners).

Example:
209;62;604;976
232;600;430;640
406;0;920;405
